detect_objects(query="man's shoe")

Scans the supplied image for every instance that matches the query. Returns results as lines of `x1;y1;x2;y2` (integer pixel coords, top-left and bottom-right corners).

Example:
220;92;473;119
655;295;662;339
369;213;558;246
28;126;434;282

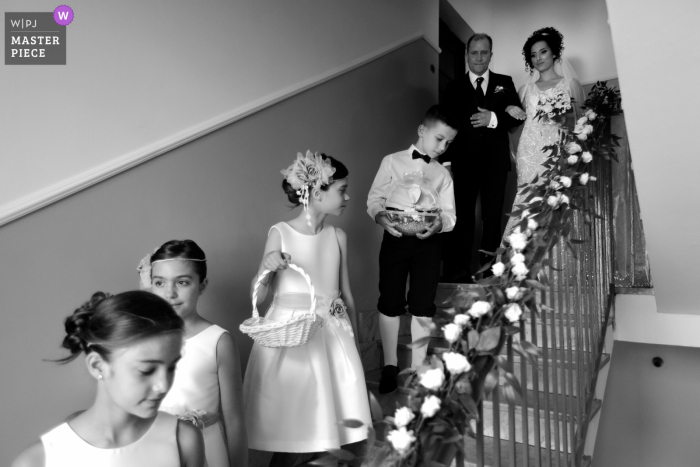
378;364;399;394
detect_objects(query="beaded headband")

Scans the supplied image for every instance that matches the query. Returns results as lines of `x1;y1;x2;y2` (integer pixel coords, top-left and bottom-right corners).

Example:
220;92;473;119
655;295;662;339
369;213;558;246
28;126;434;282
137;254;206;290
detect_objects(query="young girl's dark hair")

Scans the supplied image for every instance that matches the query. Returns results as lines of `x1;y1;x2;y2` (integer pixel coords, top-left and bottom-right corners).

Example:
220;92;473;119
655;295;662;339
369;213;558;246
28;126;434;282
522;27;565;72
58;291;184;364
282;154;349;206
151;239;207;281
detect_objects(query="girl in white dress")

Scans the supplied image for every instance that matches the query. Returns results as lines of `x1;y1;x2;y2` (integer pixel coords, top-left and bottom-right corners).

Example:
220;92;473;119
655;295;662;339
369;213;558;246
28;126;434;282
243;152;371;466
138;240;248;467
505;27;585;235
11;291;205;467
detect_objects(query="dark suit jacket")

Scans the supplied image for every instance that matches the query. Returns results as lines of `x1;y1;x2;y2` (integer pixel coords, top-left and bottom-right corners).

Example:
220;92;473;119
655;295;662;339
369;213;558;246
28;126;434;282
442;71;522;174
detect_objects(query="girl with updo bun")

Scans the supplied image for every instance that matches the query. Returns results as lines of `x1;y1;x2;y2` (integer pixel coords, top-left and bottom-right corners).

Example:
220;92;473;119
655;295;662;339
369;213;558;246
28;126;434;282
12;291;205;467
137;239;247;467
244;151;371;466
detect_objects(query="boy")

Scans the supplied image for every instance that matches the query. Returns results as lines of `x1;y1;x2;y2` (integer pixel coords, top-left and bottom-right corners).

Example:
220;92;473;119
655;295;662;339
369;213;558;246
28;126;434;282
366;105;458;393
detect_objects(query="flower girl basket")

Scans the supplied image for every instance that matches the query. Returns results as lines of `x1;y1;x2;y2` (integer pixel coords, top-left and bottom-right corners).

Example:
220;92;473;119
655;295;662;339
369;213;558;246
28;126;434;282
239;263;322;348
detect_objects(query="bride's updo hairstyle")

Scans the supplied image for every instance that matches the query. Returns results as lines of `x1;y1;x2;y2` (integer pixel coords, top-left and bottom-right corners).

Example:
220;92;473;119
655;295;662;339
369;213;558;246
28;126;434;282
58;291;184;364
151;239;208;282
282;154;349;206
522;27;565;72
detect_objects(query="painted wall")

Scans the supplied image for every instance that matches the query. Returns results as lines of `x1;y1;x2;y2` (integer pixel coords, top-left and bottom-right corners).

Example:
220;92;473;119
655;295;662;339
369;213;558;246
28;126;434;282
0;0;437;219
594;341;700;466
0;40;438;464
604;0;700;314
615;294;700;347
446;0;617;88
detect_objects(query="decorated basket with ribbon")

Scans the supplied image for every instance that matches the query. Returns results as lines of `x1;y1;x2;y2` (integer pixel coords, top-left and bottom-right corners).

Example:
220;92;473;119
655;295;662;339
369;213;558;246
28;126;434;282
239;263;322;348
385;171;442;236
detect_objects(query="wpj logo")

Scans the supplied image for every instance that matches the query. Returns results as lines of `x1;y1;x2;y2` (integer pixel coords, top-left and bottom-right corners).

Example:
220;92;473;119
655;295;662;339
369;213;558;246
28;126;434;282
5;10;69;65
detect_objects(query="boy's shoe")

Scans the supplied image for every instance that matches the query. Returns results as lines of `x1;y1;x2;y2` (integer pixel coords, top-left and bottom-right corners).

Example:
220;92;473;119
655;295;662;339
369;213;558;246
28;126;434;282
378;364;400;394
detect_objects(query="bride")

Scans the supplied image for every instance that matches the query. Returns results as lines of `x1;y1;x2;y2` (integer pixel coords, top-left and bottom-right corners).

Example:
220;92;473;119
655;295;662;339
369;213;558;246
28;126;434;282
505;27;584;234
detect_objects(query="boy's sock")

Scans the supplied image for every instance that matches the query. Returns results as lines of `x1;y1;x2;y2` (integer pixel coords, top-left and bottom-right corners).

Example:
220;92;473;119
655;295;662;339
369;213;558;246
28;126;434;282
411;316;432;369
378;313;400;366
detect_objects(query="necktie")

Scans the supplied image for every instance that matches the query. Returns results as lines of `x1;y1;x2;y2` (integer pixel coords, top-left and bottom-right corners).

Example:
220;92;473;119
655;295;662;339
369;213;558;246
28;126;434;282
475;77;485;107
412;150;431;164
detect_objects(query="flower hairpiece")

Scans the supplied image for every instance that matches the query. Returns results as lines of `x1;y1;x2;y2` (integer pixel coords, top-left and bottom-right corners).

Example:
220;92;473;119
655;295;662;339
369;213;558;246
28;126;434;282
280;150;336;226
136;252;207;290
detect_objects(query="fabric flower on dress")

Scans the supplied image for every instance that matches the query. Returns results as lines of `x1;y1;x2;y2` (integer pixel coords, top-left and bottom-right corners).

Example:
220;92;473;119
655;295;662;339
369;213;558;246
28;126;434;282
442;352;471;375
393;407;415;428
387;427;417;456
420;395;441;418
419;368;445;391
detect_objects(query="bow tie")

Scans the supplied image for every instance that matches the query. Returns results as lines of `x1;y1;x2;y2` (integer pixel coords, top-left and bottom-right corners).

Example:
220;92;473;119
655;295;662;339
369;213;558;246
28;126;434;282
412;150;431;164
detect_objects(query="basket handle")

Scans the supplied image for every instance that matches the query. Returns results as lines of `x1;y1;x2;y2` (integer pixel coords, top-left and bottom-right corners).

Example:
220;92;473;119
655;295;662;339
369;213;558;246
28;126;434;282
251;263;316;320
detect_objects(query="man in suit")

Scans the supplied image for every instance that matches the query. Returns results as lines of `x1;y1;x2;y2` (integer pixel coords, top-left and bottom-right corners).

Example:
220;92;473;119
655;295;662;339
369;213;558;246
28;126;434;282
441;33;523;282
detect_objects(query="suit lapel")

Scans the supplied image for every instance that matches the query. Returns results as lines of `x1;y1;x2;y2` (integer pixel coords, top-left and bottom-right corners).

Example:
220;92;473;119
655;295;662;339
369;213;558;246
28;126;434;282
484;73;497;108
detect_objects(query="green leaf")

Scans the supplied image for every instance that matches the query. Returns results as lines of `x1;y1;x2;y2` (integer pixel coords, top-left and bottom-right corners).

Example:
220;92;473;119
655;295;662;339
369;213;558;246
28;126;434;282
468;329;479;349
525;279;547;291
483;368;499;397
476;327;502;352
502;371;523;399
496;355;514;373
459;393;479;417
512;340;541;367
366;445;391;467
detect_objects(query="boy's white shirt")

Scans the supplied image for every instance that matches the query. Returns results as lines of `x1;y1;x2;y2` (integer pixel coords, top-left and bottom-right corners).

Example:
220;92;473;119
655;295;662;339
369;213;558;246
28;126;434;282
366;145;456;232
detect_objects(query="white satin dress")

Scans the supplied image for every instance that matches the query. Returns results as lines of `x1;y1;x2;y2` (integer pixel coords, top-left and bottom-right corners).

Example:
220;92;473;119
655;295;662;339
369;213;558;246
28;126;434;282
41;412;179;467
161;325;230;467
243;222;371;453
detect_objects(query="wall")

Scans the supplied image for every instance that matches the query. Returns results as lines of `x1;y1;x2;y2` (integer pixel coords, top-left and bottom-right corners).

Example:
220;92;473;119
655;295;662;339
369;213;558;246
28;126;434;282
0;0;437;222
446;0;617;87
604;0;700;314
615;294;700;347
0;39;438;464
593;341;700;466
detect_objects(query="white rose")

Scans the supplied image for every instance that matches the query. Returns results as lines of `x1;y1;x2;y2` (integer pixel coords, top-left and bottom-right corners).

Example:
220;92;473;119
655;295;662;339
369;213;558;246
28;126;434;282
590;176;597;181
420;395;441;418
505;286;523;301
549;180;562;190
491;262;505;277
561;194;570;204
510;253;525;265
508;232;528;252
579;173;590;185
454;313;470;327
547;195;560;207
586;109;597;120
419;368;445;391
582;124;594;135
442;352;472;375
577;116;588;125
542;103;554;114
393;406;415;428
575;132;588;141
468;301;492;318
442;323;462;343
527;218;538;230
387;427;416;455
559;176;572;188
566;142;582;154
567;155;579;165
512;262;529;277
581;151;593;163
504;303;523;323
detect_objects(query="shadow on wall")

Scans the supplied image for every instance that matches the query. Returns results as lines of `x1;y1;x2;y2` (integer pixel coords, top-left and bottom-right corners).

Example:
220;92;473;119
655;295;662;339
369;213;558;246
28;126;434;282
0;40;437;463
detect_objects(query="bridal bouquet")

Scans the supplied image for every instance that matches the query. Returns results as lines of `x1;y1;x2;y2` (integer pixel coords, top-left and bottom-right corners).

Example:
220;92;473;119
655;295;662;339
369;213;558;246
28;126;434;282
534;86;572;121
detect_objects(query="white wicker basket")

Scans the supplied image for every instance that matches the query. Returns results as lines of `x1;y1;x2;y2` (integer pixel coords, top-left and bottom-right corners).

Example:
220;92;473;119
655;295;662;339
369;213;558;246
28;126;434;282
239;264;322;348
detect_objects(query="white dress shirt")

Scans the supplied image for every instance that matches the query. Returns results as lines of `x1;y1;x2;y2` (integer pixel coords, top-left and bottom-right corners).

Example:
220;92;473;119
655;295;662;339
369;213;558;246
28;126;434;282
367;145;456;232
468;70;498;129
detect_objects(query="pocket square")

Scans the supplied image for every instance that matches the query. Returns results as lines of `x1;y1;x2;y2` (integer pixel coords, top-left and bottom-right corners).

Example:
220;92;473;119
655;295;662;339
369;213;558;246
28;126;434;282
494;86;505;93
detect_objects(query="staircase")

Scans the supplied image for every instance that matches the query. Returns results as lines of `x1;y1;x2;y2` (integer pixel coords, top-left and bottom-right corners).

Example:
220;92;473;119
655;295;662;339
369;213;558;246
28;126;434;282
358;283;613;467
